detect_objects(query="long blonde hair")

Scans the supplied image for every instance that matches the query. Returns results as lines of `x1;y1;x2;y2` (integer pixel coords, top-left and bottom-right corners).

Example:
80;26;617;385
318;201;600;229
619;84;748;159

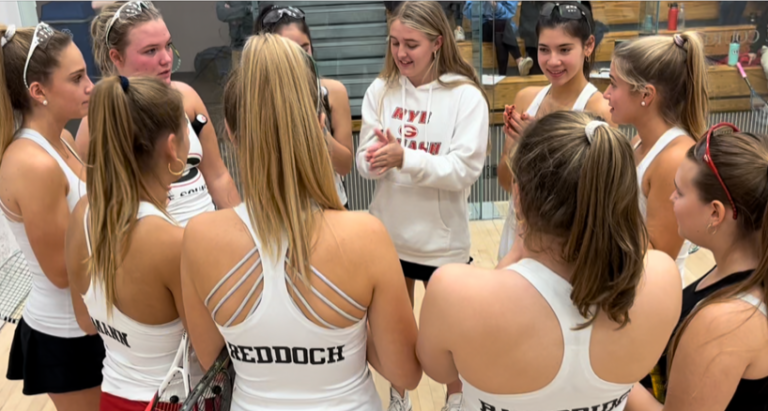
86;76;184;317
511;111;647;328
236;34;342;282
612;32;709;140
381;1;486;100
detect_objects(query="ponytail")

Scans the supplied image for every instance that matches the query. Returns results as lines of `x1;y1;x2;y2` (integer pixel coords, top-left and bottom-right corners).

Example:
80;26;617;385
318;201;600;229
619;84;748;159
512;111;646;327
612;32;710;141
86;76;184;317
567;120;647;327
679;31;709;140
0;26;14;161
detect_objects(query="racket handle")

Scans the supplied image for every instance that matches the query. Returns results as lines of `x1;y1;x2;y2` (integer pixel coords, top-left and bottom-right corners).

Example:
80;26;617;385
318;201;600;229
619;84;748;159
737;62;748;78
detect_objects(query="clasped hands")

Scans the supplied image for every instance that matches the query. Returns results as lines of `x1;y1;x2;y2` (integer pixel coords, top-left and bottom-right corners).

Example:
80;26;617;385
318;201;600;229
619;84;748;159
364;129;404;175
503;104;532;144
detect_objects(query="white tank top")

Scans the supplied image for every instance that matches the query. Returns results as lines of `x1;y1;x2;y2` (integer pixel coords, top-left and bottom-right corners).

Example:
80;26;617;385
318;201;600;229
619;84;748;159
498;83;598;261
82;202;185;401
635;127;691;278
321;86;348;206
4;128;87;338
461;258;633;411
213;203;380;411
166;120;215;227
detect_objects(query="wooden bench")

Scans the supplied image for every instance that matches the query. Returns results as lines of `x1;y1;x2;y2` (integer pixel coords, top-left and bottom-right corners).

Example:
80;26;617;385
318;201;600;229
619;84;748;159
458;40;530;70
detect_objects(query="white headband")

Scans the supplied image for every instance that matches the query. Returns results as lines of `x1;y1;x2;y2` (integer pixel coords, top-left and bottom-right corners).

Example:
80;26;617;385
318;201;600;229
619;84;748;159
1;25;16;48
585;121;609;143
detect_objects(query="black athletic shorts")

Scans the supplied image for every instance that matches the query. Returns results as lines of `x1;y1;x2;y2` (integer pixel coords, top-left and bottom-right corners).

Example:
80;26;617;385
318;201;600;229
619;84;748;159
400;257;474;282
6;317;105;395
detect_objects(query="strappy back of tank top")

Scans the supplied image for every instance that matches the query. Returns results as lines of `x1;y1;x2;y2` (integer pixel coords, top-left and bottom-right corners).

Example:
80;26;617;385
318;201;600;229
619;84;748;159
205;203;367;330
208;204;379;409
526;82;598;117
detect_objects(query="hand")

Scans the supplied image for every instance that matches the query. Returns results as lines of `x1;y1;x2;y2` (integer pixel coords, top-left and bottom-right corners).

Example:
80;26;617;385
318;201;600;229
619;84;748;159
749;52;757;65
368;129;404;175
503;108;531;144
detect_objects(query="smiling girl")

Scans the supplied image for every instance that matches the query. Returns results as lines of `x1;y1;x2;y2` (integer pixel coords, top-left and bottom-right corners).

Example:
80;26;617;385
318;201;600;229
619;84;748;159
76;1;241;226
496;1;612;264
356;2;489;409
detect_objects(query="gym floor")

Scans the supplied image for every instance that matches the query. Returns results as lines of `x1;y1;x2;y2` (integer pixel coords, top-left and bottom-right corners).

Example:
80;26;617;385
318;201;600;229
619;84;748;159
0;217;715;411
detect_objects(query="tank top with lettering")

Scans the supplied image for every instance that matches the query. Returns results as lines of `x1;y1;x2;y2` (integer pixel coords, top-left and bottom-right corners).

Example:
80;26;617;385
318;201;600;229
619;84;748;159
167;120;215;226
82;202;185;401
212;203;380;410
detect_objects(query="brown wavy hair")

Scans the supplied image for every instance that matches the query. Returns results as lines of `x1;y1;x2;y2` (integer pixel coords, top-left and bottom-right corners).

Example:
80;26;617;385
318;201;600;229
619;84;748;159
667;130;768;373
510;111;647;327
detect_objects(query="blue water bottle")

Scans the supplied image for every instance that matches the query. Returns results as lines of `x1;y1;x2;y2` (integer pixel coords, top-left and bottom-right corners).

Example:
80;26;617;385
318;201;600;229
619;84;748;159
728;34;740;66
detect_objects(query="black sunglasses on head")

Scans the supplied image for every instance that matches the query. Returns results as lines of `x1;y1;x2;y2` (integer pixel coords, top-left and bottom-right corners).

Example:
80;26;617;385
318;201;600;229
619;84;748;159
540;2;592;34
262;6;305;26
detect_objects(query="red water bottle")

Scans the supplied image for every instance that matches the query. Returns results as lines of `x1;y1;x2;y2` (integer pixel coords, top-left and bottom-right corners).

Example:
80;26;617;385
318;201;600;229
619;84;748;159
668;3;679;31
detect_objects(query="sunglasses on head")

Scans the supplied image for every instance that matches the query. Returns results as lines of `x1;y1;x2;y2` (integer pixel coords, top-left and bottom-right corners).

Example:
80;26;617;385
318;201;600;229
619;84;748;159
104;1;182;73
540;2;592;34
23;22;55;89
105;1;151;46
262;6;305;26
702;122;739;220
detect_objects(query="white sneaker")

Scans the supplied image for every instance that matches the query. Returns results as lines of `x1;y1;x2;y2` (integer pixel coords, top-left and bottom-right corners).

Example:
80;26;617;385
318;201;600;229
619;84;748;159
454;26;466;41
441;393;463;411
388;387;412;411
518;56;534;76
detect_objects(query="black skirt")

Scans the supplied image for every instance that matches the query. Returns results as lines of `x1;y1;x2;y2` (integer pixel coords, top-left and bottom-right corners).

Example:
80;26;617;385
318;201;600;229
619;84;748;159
6;317;105;395
400;257;474;282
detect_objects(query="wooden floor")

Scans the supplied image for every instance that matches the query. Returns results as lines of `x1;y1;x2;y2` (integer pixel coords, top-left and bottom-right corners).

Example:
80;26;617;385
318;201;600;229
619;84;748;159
0;218;715;411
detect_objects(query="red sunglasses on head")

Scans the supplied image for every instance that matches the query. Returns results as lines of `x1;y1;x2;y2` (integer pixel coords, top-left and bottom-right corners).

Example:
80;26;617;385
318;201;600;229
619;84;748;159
702;122;739;220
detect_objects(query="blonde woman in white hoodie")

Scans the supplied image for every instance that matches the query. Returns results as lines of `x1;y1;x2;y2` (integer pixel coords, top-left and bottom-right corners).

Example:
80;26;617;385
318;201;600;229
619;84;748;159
356;2;489;410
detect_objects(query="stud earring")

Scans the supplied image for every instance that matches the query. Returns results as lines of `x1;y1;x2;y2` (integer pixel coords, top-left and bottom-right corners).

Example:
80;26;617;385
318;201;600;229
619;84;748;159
43;100;48;106
641;101;646;106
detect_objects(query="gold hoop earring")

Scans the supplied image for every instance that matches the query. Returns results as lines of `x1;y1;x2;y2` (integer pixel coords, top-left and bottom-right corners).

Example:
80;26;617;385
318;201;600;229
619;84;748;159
168;158;185;176
706;222;718;235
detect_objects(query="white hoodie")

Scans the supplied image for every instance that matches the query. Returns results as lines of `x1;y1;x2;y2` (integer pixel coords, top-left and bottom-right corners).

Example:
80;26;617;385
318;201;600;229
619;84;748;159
356;74;489;267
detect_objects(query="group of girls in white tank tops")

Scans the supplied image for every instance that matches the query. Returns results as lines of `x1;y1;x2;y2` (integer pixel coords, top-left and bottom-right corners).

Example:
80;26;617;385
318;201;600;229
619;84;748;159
1;2;766;411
